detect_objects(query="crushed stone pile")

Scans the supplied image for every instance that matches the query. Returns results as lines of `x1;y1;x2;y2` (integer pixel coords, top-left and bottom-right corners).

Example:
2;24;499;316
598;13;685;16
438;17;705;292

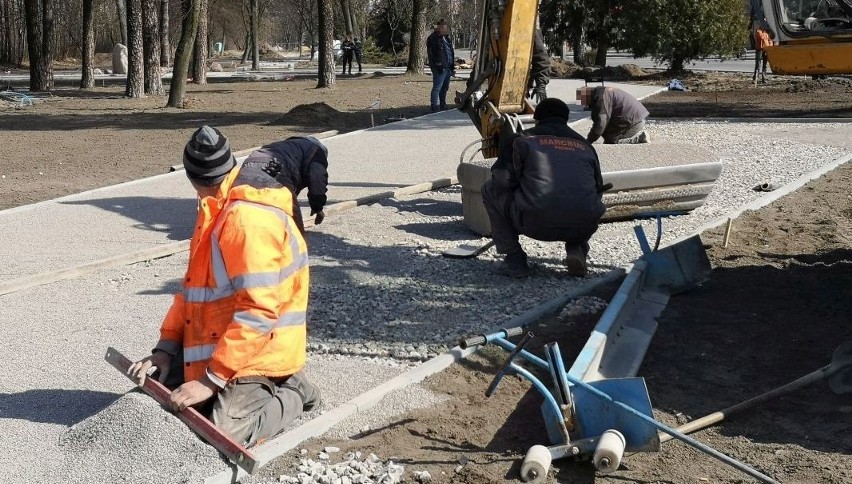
59;391;228;484
275;449;417;484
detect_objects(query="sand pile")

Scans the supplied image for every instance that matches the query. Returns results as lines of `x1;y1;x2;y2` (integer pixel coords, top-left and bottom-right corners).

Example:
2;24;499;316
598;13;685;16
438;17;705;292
59;391;228;484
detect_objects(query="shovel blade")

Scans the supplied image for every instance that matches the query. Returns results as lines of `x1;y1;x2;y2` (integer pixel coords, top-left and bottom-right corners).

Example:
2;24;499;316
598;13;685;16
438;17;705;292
828;341;852;394
443;240;495;259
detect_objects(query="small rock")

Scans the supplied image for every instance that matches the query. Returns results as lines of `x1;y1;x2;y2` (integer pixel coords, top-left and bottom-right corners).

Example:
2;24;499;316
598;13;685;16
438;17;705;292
325;446;341;453
366;453;381;464
209;62;223;72
413;470;432;482
454;465;464;474
318;452;330;460
301;449;308;455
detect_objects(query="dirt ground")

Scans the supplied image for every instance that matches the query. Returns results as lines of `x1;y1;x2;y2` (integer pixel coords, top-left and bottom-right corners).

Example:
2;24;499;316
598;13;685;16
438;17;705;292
260;162;852;483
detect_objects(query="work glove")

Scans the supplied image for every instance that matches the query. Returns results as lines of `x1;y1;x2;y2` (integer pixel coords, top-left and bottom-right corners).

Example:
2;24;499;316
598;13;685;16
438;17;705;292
127;350;172;386
313;210;325;225
531;84;547;104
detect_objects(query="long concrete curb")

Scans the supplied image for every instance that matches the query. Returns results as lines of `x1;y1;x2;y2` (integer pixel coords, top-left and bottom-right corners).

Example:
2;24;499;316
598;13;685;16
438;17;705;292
204;268;626;484
0;176;458;297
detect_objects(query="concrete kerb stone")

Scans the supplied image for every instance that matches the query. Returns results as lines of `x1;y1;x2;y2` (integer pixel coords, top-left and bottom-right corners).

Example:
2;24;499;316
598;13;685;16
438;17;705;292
203;269;626;484
652;117;852;124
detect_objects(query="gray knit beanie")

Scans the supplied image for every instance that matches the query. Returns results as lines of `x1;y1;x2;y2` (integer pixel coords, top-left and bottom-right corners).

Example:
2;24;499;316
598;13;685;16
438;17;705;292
183;125;236;184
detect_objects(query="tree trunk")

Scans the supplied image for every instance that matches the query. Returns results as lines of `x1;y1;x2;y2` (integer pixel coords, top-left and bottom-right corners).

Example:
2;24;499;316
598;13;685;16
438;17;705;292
670;57;684;72
192;0;207;84
115;0;128;45
250;0;258;70
405;0;426;75
159;0;169;66
142;0;163;94
125;0;144;97
595;34;609;67
316;0;334;87
81;0;94;88
341;0;352;36
348;0;358;38
166;0;199;107
24;0;54;91
240;30;250;63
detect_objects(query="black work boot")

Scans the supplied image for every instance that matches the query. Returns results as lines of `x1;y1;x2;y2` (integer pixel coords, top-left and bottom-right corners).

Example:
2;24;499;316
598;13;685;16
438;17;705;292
564;243;589;277
495;251;531;278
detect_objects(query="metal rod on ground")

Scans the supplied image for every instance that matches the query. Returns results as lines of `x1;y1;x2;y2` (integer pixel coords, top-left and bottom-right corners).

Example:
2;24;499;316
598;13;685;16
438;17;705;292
722;218;734;248
662;341;852;443
562;373;779;483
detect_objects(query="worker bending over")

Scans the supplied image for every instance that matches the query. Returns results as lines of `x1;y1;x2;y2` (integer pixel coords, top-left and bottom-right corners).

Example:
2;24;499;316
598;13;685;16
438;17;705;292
577;86;650;144
129;126;320;447
242;136;329;236
482;98;606;278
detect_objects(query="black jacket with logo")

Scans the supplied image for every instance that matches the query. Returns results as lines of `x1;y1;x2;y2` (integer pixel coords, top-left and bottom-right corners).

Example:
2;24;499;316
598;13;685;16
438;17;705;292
491;119;605;230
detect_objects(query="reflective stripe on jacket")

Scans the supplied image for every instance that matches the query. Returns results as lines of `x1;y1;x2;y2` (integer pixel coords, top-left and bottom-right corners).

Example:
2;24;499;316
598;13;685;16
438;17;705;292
156;163;309;383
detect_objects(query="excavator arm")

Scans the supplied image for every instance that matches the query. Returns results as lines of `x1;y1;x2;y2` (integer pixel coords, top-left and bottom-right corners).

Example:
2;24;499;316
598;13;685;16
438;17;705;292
455;0;542;158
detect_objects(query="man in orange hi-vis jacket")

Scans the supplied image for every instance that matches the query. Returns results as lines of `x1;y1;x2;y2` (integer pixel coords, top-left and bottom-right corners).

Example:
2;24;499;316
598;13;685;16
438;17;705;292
753;26;774;83
129;125;320;447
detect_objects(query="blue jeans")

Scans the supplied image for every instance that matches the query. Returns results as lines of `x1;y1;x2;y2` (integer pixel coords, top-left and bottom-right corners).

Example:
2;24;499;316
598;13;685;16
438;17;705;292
430;67;452;111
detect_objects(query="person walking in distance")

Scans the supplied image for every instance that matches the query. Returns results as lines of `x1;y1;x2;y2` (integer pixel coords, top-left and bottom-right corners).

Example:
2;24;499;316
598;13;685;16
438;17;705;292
426;19;455;112
341;37;355;75
129;126;321;447
353;38;363;74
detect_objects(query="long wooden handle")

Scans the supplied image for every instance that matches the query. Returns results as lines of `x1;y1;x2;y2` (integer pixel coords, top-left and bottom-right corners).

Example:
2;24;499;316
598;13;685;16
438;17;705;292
104;347;260;474
661;365;829;443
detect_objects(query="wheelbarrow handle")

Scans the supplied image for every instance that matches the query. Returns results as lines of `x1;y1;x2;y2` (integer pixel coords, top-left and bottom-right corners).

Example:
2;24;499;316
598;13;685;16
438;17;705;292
486;331;534;397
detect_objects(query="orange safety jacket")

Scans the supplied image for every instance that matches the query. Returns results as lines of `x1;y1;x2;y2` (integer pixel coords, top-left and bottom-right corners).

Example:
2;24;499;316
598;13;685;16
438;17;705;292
155;163;309;385
755;28;772;51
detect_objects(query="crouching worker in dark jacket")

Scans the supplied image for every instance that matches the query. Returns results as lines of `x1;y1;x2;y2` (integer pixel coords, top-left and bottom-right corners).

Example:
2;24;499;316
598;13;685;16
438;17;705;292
242;136;329;235
578;86;650;144
482;98;606;278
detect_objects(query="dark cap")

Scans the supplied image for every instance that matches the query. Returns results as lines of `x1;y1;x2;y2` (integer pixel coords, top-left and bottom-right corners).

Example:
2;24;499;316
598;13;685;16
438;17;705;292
183;125;236;184
533;98;571;122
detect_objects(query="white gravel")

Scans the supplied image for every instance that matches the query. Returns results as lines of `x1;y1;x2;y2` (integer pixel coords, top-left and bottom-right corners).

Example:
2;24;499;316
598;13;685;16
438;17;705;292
1;120;847;483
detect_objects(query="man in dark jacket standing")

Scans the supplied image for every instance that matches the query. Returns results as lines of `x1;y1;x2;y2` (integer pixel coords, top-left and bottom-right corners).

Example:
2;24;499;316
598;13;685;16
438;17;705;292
426;19;455;112
341;37;355;75
241;136;330;235
482;98;606;278
578;86;650;144
353;38;363;73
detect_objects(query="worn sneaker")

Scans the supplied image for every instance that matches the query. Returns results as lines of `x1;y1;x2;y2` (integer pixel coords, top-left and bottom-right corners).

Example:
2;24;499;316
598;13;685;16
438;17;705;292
638;130;650;143
564;243;588;277
494;251;531;278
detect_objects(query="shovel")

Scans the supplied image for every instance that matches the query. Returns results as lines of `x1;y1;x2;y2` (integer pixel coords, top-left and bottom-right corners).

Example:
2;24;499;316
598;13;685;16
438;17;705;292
442;240;495;259
661;341;852;443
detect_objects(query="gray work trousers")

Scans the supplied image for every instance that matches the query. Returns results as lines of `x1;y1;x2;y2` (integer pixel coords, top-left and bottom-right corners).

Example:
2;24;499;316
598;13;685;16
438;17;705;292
481;180;598;255
604;119;645;144
163;350;320;447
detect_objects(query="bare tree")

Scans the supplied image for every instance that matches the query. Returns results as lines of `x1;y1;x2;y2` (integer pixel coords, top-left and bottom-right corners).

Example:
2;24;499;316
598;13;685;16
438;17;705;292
142;0;163;94
125;0;144;97
167;0;200;107
316;0;334;87
192;0;208;83
115;0;128;45
250;0;259;70
159;0;169;66
81;0;95;88
23;0;54;91
405;0;426;75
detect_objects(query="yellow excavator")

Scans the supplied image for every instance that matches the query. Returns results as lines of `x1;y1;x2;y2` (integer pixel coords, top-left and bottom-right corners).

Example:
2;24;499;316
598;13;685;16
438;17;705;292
454;0;543;159
760;0;852;75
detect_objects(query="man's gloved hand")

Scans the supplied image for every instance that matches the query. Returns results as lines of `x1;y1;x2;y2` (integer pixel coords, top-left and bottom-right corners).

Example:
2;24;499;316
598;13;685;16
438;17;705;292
532;84;547;104
313;210;325;225
127;350;172;386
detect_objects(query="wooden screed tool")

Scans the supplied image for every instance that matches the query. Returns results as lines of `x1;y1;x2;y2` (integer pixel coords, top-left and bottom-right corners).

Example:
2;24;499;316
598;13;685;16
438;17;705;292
105;347;260;474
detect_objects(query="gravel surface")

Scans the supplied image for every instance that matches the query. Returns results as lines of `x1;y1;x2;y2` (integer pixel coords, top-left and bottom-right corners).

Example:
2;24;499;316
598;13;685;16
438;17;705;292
1;120;848;483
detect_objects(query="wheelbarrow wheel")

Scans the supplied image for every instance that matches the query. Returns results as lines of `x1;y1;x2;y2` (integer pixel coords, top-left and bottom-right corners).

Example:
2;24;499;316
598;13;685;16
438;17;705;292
520;445;551;483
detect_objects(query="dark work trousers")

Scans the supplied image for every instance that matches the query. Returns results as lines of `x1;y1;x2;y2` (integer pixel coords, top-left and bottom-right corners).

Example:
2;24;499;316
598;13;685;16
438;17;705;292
355;52;363;72
342;54;354;75
481;180;598;255
162;349;320;447
753;50;768;80
604;119;645;144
